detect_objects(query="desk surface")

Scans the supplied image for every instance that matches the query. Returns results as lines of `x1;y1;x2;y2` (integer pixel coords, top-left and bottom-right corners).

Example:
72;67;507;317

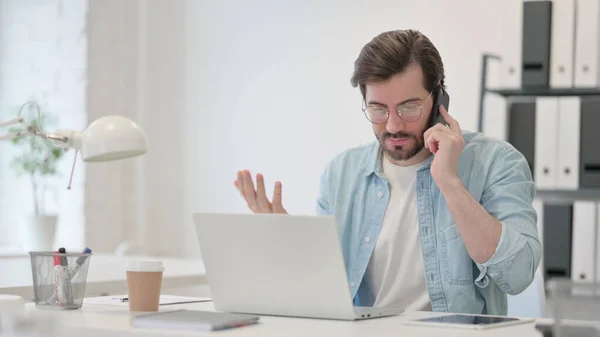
29;301;547;337
0;254;207;299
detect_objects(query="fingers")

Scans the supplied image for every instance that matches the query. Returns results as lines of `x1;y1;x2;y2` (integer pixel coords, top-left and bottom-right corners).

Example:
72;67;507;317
234;180;241;195
235;170;287;214
424;124;445;153
235;171;244;195
240;170;260;212
255;173;272;212
424;124;464;154
272;181;287;213
439;106;461;135
425;130;440;154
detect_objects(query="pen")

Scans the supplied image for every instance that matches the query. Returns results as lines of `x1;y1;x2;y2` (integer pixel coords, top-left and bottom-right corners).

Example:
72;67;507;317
47;247;91;305
69;247;92;280
58;247;74;306
53;251;62;305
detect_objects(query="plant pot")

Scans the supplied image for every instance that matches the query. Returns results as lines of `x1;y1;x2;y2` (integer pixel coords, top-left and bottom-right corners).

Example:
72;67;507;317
20;214;58;252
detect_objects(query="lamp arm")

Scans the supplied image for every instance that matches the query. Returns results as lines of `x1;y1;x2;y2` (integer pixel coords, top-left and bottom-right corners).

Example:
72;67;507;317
0;101;42;140
0;123;34;141
42;130;83;150
45;130;85;190
39;130;84;190
0;116;28;140
0;117;25;128
0;132;27;141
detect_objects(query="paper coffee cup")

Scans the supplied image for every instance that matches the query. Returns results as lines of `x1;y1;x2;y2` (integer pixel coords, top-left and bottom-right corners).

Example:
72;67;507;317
126;261;165;273
125;260;164;312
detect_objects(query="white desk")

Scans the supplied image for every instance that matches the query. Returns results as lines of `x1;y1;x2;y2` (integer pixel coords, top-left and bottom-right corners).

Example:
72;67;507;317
0;254;207;300
22;301;547;337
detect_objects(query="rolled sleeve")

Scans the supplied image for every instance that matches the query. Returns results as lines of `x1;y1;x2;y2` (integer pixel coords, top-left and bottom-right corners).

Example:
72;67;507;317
473;147;542;295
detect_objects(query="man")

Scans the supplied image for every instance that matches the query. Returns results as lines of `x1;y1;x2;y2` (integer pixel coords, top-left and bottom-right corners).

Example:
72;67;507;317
234;29;541;315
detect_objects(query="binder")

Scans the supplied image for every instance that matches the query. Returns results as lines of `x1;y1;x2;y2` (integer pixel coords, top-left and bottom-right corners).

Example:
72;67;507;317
579;98;600;188
557;97;581;189
543;204;573;280
550;0;576;88
507;101;536;176
498;0;523;89
522;0;552;88
571;201;596;283
534;97;559;189
574;0;600;87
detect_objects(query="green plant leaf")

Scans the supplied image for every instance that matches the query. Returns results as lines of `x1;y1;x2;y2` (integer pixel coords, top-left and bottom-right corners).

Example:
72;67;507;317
8;108;65;178
52;148;62;158
6;100;66;214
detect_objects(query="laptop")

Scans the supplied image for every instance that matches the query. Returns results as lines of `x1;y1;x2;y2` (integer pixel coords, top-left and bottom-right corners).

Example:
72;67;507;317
192;212;403;321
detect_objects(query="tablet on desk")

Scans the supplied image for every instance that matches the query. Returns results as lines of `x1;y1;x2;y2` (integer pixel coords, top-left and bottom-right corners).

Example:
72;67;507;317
403;313;535;330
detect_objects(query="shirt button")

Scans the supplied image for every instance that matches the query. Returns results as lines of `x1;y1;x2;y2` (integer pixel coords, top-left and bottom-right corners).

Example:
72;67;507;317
377;191;383;198
350;282;356;287
364;237;371;243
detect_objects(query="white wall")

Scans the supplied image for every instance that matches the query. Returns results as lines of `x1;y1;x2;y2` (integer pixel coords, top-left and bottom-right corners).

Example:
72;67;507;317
137;0;187;256
0;1;512;258
181;0;507;256
0;0;87;252
84;0;188;256
85;0;144;254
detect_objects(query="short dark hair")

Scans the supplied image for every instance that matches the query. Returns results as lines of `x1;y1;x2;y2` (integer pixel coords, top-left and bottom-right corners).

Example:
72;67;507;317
350;29;445;98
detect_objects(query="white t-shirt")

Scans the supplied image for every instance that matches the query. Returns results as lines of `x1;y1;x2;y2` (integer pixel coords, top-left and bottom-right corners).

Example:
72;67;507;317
361;154;431;311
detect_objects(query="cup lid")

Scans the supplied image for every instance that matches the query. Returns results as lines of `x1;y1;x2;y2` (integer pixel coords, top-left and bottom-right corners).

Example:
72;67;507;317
125;260;164;272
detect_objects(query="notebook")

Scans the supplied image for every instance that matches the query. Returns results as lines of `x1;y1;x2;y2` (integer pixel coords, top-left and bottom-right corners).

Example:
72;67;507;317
130;309;260;331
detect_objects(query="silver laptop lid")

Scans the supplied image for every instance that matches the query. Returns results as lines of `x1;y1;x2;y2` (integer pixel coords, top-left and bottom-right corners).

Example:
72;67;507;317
193;213;357;319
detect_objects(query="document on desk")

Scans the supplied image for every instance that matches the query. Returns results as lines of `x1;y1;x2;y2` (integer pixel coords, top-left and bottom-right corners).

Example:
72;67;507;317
83;295;212;306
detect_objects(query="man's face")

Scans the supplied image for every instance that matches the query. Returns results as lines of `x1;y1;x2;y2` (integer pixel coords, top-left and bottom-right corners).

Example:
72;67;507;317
365;63;433;165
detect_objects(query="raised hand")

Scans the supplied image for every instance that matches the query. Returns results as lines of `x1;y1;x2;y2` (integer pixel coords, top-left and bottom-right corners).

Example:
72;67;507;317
234;170;288;214
424;105;465;189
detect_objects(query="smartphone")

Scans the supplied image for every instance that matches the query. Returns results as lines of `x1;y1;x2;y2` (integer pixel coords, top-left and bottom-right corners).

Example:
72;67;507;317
430;86;450;127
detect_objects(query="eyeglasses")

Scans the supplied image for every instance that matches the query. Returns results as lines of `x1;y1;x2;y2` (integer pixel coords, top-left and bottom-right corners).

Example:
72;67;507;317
362;91;433;124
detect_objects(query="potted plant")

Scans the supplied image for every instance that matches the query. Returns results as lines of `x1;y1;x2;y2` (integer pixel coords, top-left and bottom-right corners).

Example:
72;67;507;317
9;106;66;251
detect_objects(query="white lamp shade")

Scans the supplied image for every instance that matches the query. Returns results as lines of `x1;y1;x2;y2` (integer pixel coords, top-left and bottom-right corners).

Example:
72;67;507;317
80;115;147;162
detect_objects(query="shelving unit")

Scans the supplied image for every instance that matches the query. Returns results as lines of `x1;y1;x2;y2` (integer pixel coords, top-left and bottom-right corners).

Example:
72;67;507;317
535;189;600;203
478;53;600;202
487;88;600;97
476;0;600;285
478;62;600;286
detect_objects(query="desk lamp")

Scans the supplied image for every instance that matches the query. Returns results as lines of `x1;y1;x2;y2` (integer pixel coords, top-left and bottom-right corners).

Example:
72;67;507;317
0;101;147;188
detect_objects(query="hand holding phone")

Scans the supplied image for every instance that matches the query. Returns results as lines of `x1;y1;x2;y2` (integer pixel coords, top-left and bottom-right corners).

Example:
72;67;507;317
430;86;450;127
424;86;464;187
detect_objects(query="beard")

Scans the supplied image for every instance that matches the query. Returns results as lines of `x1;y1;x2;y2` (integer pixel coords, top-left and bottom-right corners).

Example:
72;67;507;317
377;112;432;161
377;130;425;161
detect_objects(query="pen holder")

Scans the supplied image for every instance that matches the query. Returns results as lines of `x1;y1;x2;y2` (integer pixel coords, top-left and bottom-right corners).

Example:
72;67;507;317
29;251;92;310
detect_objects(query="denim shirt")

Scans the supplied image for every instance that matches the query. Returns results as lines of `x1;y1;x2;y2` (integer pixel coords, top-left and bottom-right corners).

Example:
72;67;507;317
316;130;542;315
